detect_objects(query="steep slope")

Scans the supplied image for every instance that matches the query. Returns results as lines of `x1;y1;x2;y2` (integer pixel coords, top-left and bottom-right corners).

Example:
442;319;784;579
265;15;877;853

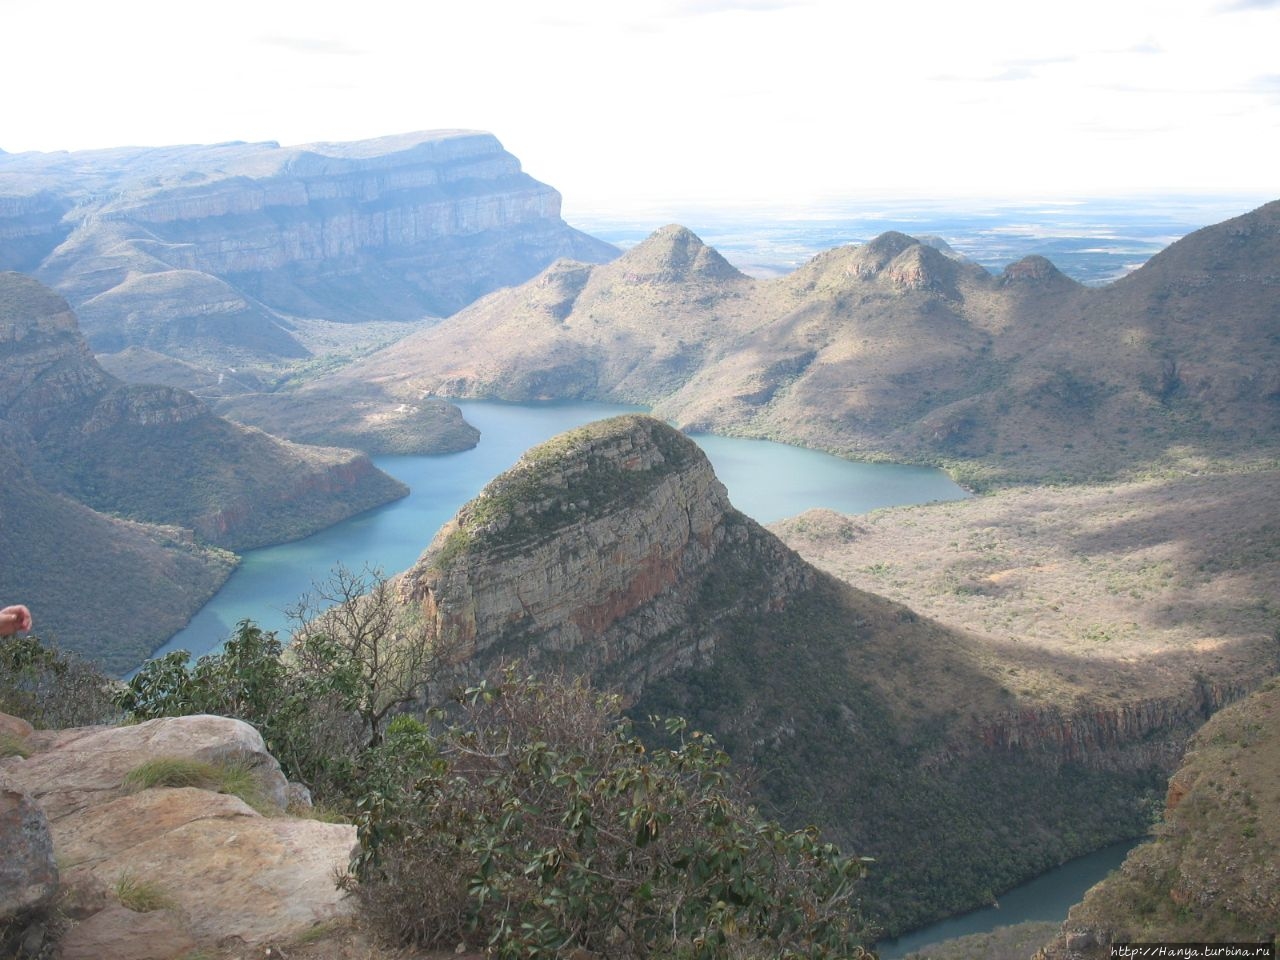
391;415;1228;935
0;272;406;550
0;131;617;377
332;224;758;405
0;272;410;667
1037;677;1280;958
315;201;1280;480
0;421;235;675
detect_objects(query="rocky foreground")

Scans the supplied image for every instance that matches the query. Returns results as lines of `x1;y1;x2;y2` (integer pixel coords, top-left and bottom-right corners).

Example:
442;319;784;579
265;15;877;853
0;711;355;959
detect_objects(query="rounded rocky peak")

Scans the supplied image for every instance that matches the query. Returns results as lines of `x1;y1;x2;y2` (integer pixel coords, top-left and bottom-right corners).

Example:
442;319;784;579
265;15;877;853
617;225;746;283
479;414;707;512
1000;255;1072;285
918;235;974;263
884;242;963;291
424;415;718;563
863;231;921;258
847;231;926;280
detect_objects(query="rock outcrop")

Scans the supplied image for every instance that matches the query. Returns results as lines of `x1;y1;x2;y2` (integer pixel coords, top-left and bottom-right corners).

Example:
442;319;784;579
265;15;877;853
0;712;356;957
0;784;58;927
0;131;617;370
389;415;1188;936
401;414;815;695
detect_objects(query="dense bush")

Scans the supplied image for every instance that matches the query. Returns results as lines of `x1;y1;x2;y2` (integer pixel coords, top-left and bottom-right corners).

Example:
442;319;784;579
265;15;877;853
116;618;369;802
116;565;446;803
349;669;872;960
0;634;118;728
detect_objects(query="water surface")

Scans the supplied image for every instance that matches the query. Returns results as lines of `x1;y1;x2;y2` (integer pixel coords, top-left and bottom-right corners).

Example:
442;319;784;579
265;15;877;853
874;839;1139;958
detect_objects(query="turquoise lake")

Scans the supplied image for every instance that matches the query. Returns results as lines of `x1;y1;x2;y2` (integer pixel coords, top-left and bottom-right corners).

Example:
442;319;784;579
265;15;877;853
157;400;967;660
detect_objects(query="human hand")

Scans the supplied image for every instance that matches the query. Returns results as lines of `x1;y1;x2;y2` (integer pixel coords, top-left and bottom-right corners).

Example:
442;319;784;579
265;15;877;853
0;604;32;636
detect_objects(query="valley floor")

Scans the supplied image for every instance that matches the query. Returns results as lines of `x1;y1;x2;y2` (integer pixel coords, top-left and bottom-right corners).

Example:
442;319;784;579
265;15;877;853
771;465;1280;710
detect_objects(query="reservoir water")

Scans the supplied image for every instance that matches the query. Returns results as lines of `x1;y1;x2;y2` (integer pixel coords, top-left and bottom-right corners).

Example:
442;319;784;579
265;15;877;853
157;400;967;660
875;839;1139;957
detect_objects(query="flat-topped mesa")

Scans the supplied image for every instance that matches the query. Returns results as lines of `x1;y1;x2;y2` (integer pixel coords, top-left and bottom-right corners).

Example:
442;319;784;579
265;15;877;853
400;415;815;693
4;130;618;364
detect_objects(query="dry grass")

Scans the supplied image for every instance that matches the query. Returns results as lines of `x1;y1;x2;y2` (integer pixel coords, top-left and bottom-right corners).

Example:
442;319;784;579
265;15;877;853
122;756;273;813
772;467;1280;707
114;869;177;912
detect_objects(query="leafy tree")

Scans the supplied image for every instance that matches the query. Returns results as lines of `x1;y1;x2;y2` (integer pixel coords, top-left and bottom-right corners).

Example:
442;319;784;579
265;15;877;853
116;564;452;804
349;669;873;960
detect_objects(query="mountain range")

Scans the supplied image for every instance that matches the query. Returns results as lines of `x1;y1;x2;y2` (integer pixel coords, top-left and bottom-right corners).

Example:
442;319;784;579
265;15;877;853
2;129;1277;948
291;201;1280;483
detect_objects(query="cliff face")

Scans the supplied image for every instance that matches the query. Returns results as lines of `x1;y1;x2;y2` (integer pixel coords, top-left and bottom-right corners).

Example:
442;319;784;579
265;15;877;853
0;131;617;368
401;415;815;694
968;680;1249;771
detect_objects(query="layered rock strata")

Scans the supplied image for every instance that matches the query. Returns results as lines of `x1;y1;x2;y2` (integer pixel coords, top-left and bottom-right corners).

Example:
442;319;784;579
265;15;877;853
0;131;617;369
391;415;1205;935
401;414;815;694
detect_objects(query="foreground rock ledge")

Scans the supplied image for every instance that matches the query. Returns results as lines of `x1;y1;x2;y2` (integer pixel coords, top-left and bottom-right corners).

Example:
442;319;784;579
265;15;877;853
0;713;356;953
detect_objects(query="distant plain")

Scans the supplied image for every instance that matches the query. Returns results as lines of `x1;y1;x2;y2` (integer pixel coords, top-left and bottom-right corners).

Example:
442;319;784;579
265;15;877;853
575;194;1270;283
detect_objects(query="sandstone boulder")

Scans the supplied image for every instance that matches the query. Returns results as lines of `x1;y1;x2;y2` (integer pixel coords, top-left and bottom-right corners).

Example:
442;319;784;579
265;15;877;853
55;787;355;944
57;905;197;960
0;710;34;745
0;783;58;922
3;714;289;820
3;714;358;949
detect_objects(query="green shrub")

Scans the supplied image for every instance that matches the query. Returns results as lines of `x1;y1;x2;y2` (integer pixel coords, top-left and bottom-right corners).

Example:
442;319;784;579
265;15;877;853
116;564;451;810
0;634;118;728
348;669;872;960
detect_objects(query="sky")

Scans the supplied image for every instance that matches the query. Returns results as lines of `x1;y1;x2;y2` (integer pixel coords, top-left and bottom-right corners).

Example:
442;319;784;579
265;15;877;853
1;0;1277;217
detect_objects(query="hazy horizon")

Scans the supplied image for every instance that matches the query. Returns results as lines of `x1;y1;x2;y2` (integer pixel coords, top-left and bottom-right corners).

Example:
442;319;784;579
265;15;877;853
2;0;1277;218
